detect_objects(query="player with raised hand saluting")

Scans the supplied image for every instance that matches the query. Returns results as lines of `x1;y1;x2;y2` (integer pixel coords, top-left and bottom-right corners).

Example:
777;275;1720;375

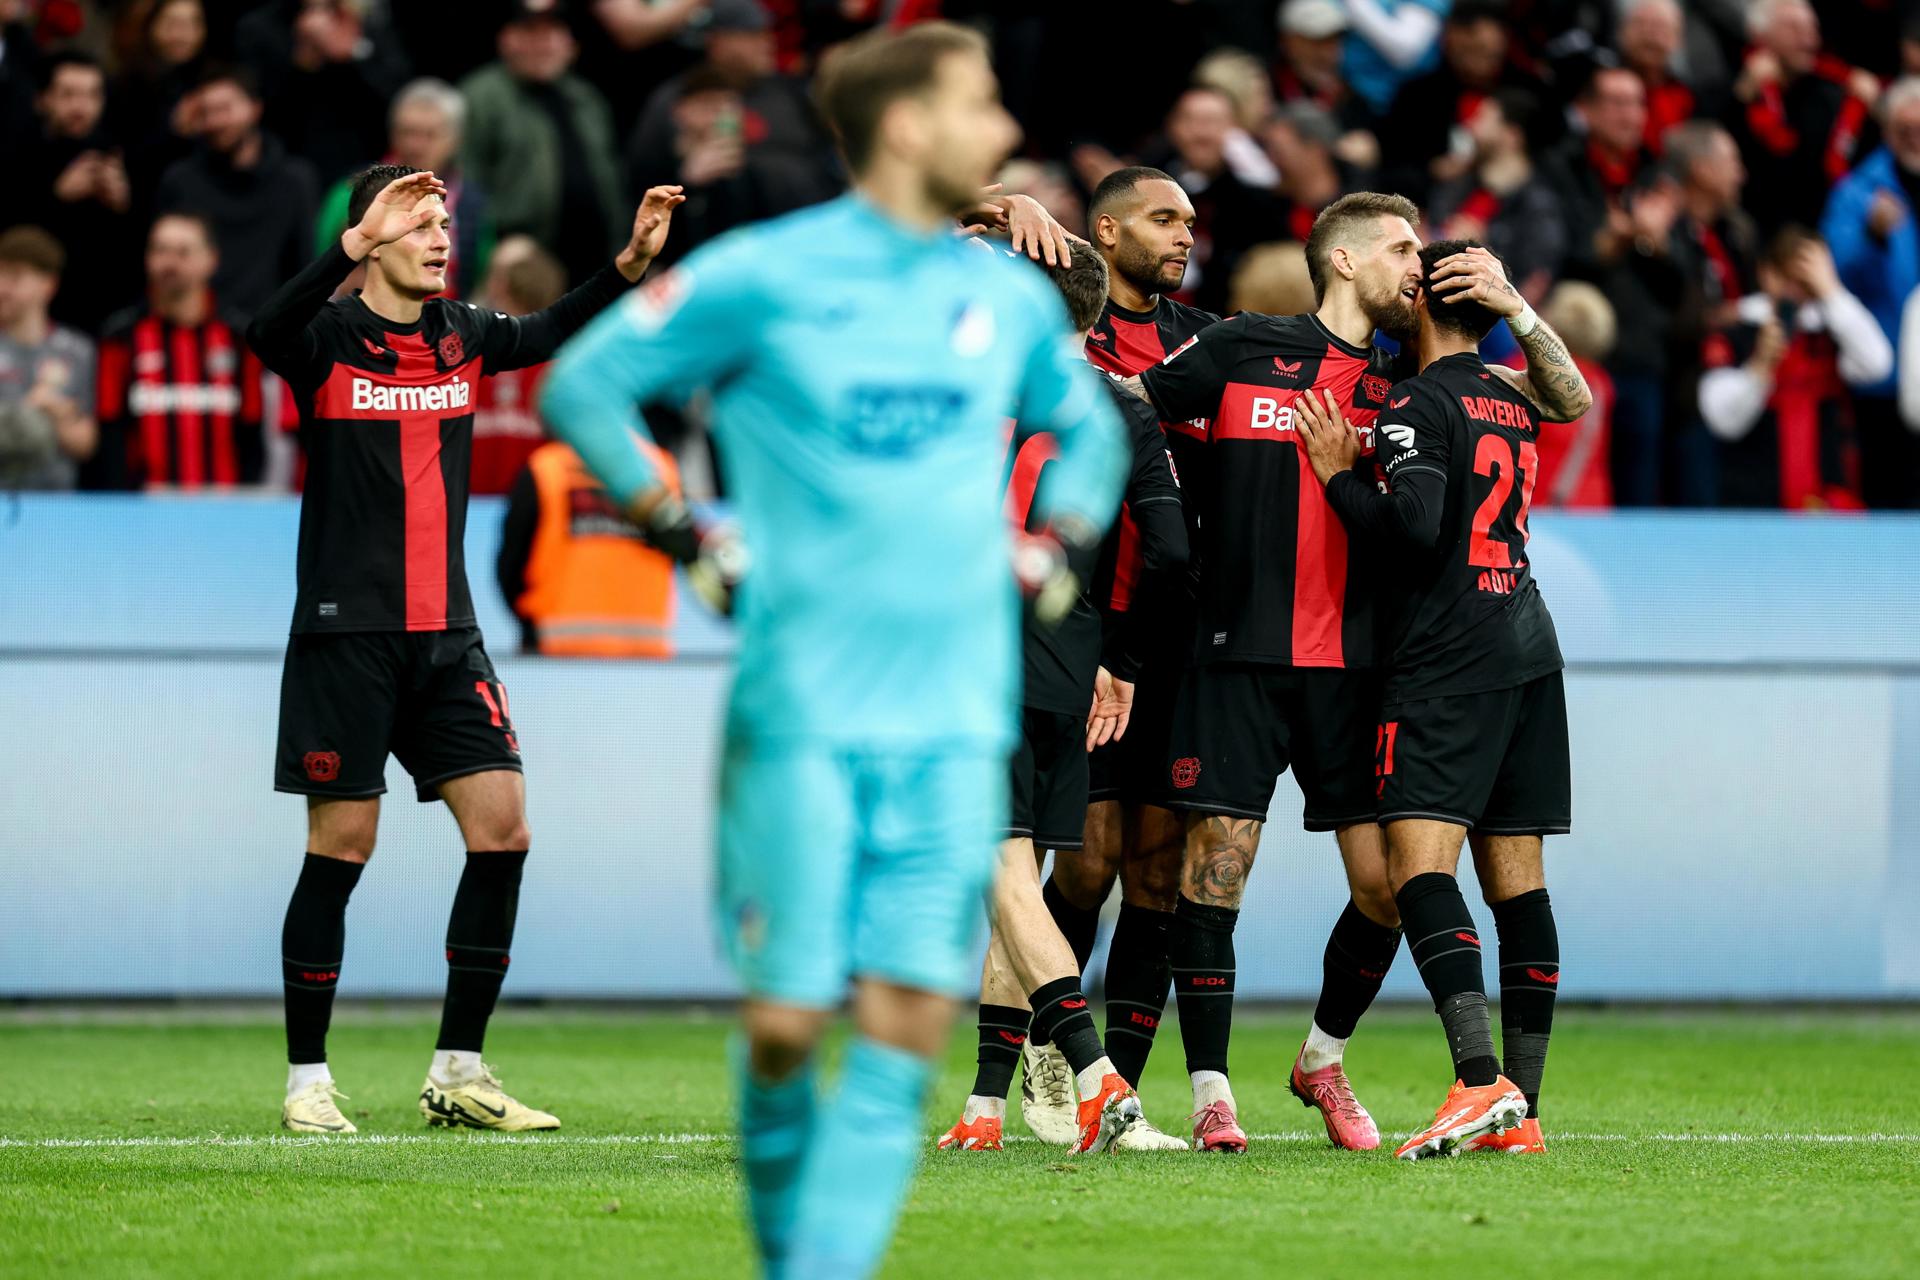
248;166;685;1137
1293;238;1569;1160
538;22;1125;1278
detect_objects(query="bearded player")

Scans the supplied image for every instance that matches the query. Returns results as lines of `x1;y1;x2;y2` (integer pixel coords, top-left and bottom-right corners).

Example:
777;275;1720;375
249;168;684;1135
1114;193;1590;1152
1295;238;1569;1158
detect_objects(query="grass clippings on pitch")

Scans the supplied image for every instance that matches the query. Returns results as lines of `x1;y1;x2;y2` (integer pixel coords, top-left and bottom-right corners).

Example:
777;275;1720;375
2;1007;1917;1278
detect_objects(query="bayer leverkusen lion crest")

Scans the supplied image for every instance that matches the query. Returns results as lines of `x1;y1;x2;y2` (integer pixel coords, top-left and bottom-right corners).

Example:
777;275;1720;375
437;331;464;366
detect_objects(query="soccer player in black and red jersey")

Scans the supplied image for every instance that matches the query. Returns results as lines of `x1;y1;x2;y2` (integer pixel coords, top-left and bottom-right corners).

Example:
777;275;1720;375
937;242;1190;1155
248;168;685;1134
1294;238;1569;1159
992;167;1219;1132
1115;193;1590;1152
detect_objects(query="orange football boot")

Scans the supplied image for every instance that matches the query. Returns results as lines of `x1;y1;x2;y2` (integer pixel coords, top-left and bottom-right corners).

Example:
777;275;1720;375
1394;1075;1527;1161
936;1112;1004;1151
1071;1073;1143;1154
1461;1115;1546;1154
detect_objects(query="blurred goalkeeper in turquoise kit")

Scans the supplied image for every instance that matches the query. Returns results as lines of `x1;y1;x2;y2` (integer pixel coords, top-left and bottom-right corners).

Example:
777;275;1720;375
539;21;1125;1279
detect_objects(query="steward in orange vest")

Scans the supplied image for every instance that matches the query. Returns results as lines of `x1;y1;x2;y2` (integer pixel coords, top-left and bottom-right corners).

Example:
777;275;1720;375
497;439;681;658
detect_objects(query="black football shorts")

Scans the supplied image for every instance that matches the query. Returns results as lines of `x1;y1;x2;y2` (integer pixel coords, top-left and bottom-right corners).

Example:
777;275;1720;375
1375;671;1571;835
1161;662;1381;831
1008;706;1089;849
1088;658;1182;807
275;627;522;803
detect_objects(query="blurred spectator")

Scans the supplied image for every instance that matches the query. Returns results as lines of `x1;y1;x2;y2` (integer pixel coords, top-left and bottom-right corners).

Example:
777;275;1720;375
1669;120;1758;329
461;0;626;287
312;78;494;298
1730;0;1878;234
1142;85;1282;315
1273;0;1380;172
623;0;836;267
1427;88;1566;305
18;52;141;333
237;0;412;185
0;227;96;489
1617;0;1696;155
1228;241;1315;315
469;235;565;495
155;65;319;317
89;212;269;490
1549;64;1686;506
998;159;1086;240
577;0;710;137
1823;76;1920;507
1528;280;1618;508
1699;227;1892;508
1262;102;1345;241
1380;0;1547;209
496;435;682;657
109;0;209;216
1191;48;1280;189
1339;0;1447;118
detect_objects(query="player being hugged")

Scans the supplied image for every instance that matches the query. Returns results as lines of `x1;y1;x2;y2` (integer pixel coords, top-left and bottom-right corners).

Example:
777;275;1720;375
1294;238;1569;1160
248;166;685;1135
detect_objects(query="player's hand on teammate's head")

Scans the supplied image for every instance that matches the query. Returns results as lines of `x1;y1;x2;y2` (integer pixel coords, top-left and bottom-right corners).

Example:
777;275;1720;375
1428;244;1522;318
347;171;448;258
1295;388;1361;485
619;185;689;279
1086;667;1134;751
957;186;1075;267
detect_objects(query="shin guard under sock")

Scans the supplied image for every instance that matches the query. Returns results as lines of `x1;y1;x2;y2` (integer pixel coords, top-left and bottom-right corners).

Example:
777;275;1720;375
1168;895;1238;1076
435;850;528;1053
281;853;365;1065
1492;887;1559;1117
1102;903;1173;1085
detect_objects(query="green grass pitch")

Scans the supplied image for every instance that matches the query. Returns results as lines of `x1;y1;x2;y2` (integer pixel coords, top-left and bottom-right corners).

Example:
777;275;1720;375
3;1006;1916;1278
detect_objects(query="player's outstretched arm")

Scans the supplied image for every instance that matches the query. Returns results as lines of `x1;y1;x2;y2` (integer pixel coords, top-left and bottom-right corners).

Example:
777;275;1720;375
246;171;449;379
488;186;688;372
1427;245;1593;422
1295;388;1445;549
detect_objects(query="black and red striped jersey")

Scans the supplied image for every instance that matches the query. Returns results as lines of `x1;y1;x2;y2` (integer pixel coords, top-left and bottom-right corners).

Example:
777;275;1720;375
1324;353;1564;701
247;243;632;635
1004;379;1187;714
1084;295;1216;617
1140;312;1403;669
95;302;267;489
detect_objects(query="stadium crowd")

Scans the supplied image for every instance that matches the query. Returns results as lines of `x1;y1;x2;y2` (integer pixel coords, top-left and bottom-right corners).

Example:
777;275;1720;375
1;0;1917;508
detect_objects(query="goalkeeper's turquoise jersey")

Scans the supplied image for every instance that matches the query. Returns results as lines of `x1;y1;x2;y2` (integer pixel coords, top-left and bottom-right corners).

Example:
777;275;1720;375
541;193;1126;749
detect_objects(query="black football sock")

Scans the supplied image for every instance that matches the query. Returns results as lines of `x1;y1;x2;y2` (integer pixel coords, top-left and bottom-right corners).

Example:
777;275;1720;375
1396;872;1500;1087
1026;977;1106;1079
970;1004;1031;1100
435;850;528;1053
1168;895;1238;1076
1491;888;1560;1118
1311;899;1403;1040
1102;903;1174;1085
1042;875;1101;974
281;853;365;1065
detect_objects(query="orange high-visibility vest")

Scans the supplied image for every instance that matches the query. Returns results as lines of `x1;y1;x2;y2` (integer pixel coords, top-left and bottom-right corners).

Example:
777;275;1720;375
518;441;680;658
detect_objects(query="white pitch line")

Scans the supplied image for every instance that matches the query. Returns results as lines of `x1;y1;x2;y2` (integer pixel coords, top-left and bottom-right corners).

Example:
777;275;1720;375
3;1132;1918;1150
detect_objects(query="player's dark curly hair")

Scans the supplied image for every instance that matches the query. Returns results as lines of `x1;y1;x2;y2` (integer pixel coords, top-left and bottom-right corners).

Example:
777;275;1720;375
345;164;426;233
1420;238;1508;341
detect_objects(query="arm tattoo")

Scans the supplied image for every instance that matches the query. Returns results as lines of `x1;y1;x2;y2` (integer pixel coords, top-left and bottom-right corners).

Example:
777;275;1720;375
1512;318;1594;423
1182;816;1261;908
1115;373;1150;403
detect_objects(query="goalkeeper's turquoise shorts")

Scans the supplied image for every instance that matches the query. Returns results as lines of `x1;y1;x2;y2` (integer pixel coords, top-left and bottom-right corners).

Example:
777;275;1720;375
716;742;1003;1007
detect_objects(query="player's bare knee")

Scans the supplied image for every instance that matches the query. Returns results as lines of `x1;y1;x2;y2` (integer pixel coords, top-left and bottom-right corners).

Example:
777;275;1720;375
306;799;378;862
1049;844;1117;910
744;1004;828;1079
1119;846;1182;911
1181;813;1260;908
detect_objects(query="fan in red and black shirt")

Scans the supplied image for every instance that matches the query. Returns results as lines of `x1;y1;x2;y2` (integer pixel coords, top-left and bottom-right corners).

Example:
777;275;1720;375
1121;194;1591;1153
245;165;685;1136
88;213;269;490
1293;237;1570;1157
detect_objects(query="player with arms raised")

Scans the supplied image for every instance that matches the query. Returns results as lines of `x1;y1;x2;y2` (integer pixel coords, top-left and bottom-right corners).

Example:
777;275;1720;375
1294;238;1568;1159
249;166;685;1135
538;23;1124;1277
